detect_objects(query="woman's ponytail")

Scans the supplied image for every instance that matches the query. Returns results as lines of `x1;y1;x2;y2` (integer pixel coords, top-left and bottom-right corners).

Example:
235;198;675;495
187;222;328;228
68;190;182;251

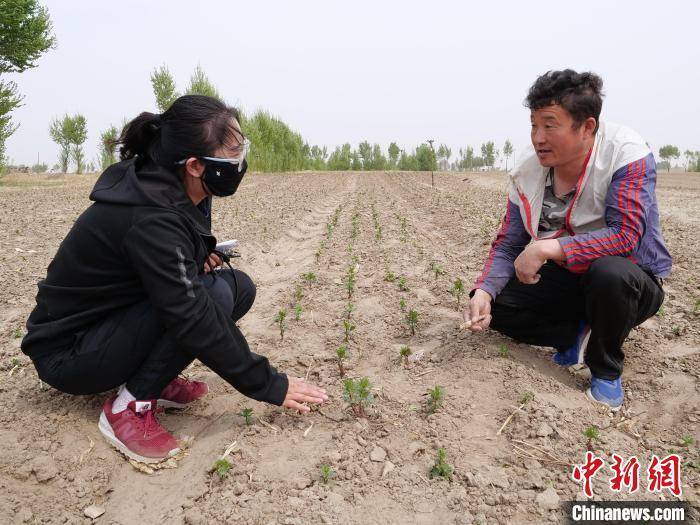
115;112;162;161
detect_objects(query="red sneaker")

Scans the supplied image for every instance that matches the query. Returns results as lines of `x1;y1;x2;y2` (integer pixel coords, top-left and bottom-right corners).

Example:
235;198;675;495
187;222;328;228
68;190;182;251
98;396;180;463
158;376;209;409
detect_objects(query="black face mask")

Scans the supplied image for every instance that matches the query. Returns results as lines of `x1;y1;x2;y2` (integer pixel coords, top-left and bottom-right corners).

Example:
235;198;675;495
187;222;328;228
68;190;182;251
201;158;248;197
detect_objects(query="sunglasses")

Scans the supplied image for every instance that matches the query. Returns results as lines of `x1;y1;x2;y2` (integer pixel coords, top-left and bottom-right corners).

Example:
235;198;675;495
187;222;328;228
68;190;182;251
177;138;251;173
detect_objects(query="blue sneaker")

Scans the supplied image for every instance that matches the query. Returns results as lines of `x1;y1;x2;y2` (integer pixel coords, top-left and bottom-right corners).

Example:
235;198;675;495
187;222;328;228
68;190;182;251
586;376;624;411
553;322;590;367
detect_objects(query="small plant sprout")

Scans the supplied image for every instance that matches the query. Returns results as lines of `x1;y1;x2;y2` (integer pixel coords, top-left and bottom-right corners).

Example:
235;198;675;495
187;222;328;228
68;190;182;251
656;305;666;317
585;425;600;450
12;328;22;339
429;447;453;479
452;278;465;310
212;458;231;479
406;309;419;336
239;408;254;425
399;346;411;366
694;299;700;313
398;276;409;292
302;272;317;284
344;302;356;319
275;309;287;340
343;319;355;343
384;270;396;283
294;284;304;302
294;304;303;321
336;345;348;377
399;298;407;311
429;261;445;280
681;435;695;447
345;266;356;299
375;225;382;241
426;386;445;414
672;325;682;337
519;391;535;405
498;344;509;358
342;377;374;417
319;464;335;484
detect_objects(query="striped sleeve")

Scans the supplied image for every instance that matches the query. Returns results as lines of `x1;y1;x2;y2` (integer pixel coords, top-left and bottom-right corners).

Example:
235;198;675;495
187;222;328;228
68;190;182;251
472;198;530;299
558;154;654;273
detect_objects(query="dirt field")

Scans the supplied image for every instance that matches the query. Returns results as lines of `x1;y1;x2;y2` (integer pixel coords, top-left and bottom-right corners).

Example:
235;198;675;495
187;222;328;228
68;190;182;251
1;170;698;524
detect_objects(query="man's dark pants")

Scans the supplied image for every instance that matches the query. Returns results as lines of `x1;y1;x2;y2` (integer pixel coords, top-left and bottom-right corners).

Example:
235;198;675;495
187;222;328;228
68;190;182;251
32;269;255;399
489;256;664;380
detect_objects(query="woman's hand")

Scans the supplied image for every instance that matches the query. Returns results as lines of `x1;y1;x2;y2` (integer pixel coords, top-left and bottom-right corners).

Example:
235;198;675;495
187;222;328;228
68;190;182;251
203;252;223;273
464;288;492;332
283;377;328;413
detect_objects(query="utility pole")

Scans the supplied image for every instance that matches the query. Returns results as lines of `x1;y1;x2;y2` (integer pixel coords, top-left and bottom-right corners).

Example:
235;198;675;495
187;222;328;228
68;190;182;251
427;139;435;189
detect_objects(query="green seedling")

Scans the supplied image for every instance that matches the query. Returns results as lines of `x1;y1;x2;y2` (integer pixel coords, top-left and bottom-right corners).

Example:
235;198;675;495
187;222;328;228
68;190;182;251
344;302;355;319
336;345;348;377
384;270;396;282
429;261;445;280
294;285;304;302
452;278;465;310
429;447;453;479
399;345;411;366
10;357;21;368
275;309;287;340
519;391;535;405
342;377;374;417
212;458;231;479
315;248;322;262
398;277;409;292
302;272;317;284
681;435;695;447
498;344;509;358
345;266;356;299
294;304;303;321
375;225;382;241
399;298;407;311
426;386;445;414
585;425;600;450
319;464;335;484
672;325;682;337
406;309;419;336
694;299;700;313
656;305;666;317
12;328;22;339
343;319;355;342
239;408;254;425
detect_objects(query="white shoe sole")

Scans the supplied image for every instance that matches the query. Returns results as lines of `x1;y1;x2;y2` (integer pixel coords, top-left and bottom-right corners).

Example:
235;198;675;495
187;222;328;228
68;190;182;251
585;388;622;412
157;399;187;409
98;411;180;464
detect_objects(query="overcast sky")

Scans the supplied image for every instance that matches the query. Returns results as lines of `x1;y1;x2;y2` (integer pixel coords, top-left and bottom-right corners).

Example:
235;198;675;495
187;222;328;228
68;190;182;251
5;0;700;167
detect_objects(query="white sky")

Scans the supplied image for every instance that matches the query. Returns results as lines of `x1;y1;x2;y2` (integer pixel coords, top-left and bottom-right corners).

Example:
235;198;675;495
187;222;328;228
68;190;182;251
5;0;700;166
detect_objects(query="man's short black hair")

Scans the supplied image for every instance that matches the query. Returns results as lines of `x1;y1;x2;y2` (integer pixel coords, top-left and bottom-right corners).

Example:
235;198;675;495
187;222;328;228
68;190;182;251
525;69;604;130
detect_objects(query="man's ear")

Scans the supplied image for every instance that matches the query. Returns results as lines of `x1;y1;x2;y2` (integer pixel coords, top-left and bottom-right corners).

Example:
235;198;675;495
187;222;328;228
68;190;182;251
582;117;598;139
184;157;205;179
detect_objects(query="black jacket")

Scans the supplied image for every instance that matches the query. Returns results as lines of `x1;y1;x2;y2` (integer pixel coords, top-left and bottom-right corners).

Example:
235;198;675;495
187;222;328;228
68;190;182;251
22;158;287;405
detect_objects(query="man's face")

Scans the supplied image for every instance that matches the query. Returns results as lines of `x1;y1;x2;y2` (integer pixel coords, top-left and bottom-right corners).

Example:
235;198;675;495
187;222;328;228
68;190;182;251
530;104;593;168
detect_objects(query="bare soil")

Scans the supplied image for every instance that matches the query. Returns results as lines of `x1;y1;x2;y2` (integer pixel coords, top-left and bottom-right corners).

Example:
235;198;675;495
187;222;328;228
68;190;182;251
1;170;698;524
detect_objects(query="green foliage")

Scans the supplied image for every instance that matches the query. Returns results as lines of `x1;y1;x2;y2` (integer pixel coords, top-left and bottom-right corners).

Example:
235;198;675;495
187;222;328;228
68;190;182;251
384;270;396;283
399;345;411;365
480;141;497;169
398;276;409;292
519;391;535;405
658;145;680;171
452;278;465;309
239;408;253;425
186;64;220;100
584;426;599;441
336;345;347;377
302;272;317;284
293;304;303;321
429;448;453;479
150;65;179;112
30;162;47;173
212;458;231;479
294;284;304;302
681;435;695;447
428;261;445;280
399;298;406;311
69;114;87;174
242;109;310;172
327;143;353;171
426;386;444;413
388;142;400;168
12;328;22;338
405;309;418;335
342;377;373;417
344;265;356;299
49;114;87;173
319;464;335;484
342;319;355;343
498;344;509;358
503;139;514;170
344;302;355;319
275;309;287;340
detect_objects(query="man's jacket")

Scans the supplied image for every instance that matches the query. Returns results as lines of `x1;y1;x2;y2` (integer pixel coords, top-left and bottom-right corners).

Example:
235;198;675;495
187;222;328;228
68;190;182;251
22;158;288;405
474;121;672;299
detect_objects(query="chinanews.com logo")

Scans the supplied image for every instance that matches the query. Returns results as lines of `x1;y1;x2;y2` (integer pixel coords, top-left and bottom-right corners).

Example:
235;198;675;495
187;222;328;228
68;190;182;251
564;452;696;524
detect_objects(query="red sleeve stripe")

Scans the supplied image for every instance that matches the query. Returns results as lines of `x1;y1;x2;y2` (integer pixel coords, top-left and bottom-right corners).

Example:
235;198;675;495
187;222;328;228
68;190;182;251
564;158;646;263
475;201;513;287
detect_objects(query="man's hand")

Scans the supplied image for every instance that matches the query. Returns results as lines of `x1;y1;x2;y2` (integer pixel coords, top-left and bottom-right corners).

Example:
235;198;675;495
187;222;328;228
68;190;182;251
203;252;223;273
282;376;328;413
463;288;492;332
514;239;565;284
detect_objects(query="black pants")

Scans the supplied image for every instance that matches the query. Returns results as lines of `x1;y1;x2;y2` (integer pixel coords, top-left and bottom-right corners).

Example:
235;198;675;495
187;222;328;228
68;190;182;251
33;269;256;399
489;256;664;380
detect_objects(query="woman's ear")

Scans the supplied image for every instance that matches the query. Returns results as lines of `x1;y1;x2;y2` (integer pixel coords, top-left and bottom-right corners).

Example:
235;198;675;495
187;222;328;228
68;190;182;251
183;157;205;179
